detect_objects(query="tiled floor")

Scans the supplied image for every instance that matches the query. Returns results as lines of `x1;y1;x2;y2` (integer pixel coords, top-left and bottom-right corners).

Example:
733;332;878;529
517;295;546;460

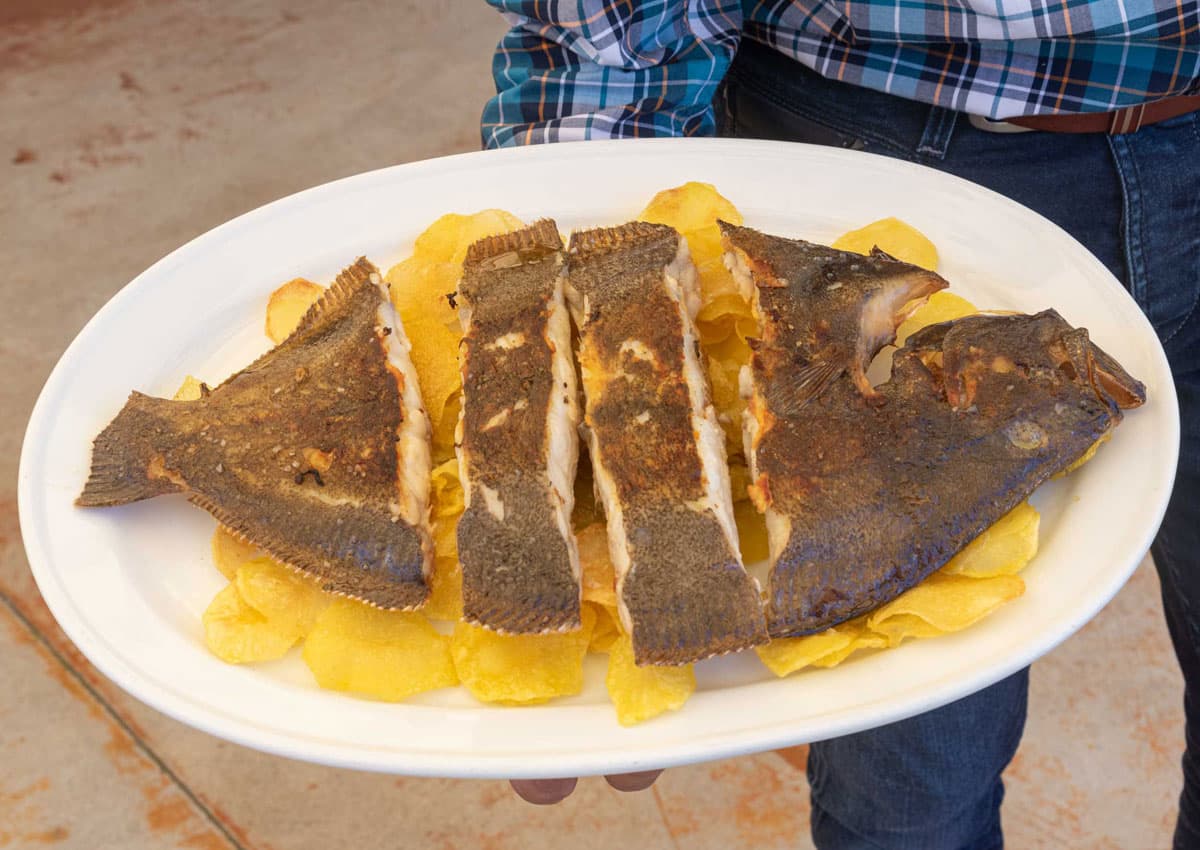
0;2;1185;847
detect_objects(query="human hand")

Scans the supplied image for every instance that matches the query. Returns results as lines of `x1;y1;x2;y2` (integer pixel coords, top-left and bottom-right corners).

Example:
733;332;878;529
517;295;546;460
509;770;664;805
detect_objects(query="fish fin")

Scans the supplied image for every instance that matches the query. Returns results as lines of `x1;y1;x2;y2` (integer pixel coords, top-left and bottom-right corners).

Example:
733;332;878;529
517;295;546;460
773;359;844;414
289;257;380;339
464;219;561;267
77;392;188;506
568;221;676;261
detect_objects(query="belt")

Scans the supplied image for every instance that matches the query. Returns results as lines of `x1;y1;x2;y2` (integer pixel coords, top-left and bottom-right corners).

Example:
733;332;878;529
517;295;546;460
985;93;1200;135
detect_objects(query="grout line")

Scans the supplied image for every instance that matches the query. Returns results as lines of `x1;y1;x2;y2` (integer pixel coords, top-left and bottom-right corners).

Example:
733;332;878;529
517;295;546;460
0;587;250;850
650;784;685;850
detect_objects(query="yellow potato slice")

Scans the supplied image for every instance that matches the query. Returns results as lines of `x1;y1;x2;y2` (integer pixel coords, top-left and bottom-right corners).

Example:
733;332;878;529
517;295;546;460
638;182;743;235
577;522;617;608
895;291;978;346
399;315;462;441
831;217;939;271
173;375;205;401
202;583;298;664
451;606;594;705
586;601;622;653
302;599;458;701
431;458;465;519
434;392;462;462
734;499;770;565
424;555;463;622
210;525;261;580
756;619;881;677
868;573;1025;648
413;210;526;268
1057;433;1111;477
385;256;461;331
940;502;1040;579
265;278;324;344
606;634;695;726
235;557;331;638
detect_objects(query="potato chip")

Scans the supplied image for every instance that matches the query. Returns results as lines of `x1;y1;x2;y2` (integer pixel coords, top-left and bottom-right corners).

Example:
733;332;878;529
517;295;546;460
386;257;461;330
755;619;882;677
638;182;743;234
734;499;770;565
424;556;463;622
302;599;458;701
1057;433;1111;477
940;502;1039;579
577;522;617;608
173;375;205;401
431;458;465;518
202;583;298;664
867;573;1025;647
265;278;324;344
434;391;462;461
451;605;594;705
235;557;331;638
210;525;261;580
399;316;462;442
896;291;978;346
413;210;526;268
832;217;939;271
586;601;622;653
606;634;695;725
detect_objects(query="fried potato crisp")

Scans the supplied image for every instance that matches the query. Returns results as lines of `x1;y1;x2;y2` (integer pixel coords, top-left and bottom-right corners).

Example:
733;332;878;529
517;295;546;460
831;217;939;271
868;574;1026;647
577;522;617;608
302;599;458;701
451;605;595;705
639;181;745;305
235;557;330;638
265;278;324;344
606;634;696;726
756;619;886;677
385;209;525;459
895;291;978;346
210;525;260;580
940;502;1040;579
586;601;621;653
202;583;299;664
173;375;205;401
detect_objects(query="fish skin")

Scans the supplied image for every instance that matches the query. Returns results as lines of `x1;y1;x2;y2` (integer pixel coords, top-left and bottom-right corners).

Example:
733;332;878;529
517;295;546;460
455;219;583;634
567;221;768;665
78;258;433;610
724;224;1146;637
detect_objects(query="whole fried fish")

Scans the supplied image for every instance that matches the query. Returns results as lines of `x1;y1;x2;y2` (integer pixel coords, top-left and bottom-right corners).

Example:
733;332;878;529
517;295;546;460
78;258;434;609
455;220;583;634
722;223;1146;637
567;221;768;665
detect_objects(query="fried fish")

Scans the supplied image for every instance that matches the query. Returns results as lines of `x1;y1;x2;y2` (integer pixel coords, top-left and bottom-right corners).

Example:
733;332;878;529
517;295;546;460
77;258;434;609
455;220;583;633
722;223;1146;637
567;221;768;665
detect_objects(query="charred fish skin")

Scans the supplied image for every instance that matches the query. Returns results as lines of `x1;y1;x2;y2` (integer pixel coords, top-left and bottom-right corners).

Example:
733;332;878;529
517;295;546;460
567;222;768;666
724;224;1146;637
455;219;583;634
78;258;434;610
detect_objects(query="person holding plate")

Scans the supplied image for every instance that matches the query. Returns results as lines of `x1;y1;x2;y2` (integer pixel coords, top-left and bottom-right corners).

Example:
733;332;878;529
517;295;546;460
478;1;1200;848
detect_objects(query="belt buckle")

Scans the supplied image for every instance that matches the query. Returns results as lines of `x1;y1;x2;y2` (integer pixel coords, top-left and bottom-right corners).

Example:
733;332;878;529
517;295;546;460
967;114;1035;134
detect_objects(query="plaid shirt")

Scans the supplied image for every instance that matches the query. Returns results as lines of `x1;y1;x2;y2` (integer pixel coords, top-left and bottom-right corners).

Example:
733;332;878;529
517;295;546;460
481;0;1200;148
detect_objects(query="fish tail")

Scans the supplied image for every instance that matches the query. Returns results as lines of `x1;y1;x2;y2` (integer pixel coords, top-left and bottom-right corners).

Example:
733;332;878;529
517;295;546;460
76;391;186;506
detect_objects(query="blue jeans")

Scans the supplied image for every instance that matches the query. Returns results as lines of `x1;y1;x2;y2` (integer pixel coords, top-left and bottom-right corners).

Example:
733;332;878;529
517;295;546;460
719;39;1200;850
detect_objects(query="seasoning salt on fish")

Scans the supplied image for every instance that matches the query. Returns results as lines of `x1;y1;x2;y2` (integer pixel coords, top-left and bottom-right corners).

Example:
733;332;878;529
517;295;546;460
567;221;768;665
77;258;434;610
455;220;583;633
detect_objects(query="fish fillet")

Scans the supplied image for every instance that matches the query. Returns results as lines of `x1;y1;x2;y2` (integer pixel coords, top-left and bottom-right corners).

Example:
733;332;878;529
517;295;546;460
78;257;434;609
567;221;767;665
722;223;1146;637
455;219;583;633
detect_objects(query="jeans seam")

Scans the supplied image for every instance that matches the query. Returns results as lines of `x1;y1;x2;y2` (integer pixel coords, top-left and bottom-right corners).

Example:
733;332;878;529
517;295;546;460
1110;132;1200;345
731;71;918;159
